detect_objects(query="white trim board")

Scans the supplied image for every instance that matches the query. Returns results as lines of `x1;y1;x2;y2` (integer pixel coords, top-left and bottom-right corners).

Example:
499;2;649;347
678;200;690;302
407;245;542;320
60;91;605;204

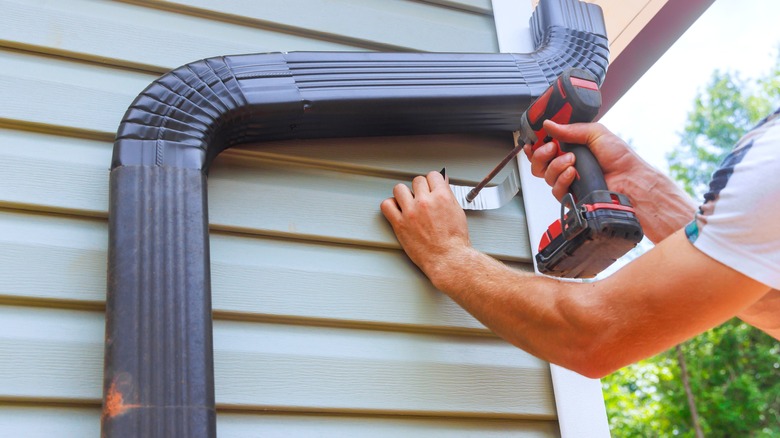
490;0;611;436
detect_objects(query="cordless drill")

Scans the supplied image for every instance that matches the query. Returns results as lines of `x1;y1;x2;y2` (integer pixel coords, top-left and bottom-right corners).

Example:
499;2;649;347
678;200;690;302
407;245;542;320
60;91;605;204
519;68;644;278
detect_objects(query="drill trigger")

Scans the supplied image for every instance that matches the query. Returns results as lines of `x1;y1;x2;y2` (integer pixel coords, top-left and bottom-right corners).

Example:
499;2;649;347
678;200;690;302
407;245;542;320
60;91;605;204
560;192;587;241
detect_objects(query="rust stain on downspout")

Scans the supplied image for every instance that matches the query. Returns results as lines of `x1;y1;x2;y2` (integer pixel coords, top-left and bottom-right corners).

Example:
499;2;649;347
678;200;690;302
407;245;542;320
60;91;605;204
103;377;141;419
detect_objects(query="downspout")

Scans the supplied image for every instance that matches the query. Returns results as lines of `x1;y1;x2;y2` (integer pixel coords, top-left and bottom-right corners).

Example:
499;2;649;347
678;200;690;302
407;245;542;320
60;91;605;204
102;0;608;436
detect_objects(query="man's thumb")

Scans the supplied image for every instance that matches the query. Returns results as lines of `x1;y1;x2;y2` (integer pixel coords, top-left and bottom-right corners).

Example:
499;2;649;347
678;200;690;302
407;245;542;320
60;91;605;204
542;119;590;144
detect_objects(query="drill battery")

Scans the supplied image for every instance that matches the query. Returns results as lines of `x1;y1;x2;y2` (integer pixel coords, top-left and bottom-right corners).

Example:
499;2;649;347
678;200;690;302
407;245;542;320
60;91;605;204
536;190;644;278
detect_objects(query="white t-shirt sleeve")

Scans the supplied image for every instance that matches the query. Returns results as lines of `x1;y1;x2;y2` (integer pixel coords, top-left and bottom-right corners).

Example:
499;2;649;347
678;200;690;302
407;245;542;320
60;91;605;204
684;109;780;290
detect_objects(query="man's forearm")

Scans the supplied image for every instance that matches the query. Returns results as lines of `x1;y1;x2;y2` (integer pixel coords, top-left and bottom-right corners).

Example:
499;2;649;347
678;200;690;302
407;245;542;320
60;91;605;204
424;231;772;379
425;247;608;376
618;157;698;243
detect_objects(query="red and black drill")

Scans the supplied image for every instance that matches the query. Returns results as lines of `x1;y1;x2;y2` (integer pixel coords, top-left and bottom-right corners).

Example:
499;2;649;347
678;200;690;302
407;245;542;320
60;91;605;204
520;68;643;278
467;68;644;278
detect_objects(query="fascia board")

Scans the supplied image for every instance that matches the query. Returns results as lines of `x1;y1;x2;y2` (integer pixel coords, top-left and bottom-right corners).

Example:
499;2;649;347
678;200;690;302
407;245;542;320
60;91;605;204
491;1;611;437
532;0;715;117
531;0;715;114
598;0;715;116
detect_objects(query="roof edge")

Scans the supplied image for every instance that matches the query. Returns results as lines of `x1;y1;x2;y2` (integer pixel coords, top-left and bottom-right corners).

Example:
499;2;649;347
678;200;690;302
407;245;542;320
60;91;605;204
598;0;716;117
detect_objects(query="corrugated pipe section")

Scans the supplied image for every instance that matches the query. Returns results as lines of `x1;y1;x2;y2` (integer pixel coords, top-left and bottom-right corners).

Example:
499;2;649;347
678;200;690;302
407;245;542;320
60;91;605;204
103;0;609;436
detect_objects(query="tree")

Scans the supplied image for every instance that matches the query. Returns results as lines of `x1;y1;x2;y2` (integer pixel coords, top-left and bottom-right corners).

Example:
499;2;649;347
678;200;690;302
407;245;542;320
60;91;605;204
669;67;778;198
603;55;780;437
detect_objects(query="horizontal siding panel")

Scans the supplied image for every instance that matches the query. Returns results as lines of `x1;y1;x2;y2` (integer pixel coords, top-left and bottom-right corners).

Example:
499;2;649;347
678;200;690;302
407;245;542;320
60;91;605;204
218;413;559;437
0;211;533;331
237;132;519;183
0;0;361;72
0;130;110;216
0;128;532;260
0;308;104;400
131;0;497;52
215;320;552;415
0;407;100;438
0;51;151;136
0;213;106;304
208;155;530;259
0;306;555;418
0;407;559;437
210;233;496;331
421;0;494;14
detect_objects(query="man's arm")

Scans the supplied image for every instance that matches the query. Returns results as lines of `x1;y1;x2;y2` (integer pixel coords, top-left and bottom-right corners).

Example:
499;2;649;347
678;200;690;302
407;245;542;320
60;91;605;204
527;121;780;340
380;172;772;377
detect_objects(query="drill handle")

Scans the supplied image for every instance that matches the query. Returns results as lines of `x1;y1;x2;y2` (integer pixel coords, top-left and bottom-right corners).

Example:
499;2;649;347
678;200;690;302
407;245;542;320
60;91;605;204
560;141;608;202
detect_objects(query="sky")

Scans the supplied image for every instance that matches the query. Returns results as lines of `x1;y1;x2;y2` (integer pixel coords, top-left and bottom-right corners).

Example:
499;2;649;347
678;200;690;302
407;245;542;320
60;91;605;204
599;0;780;172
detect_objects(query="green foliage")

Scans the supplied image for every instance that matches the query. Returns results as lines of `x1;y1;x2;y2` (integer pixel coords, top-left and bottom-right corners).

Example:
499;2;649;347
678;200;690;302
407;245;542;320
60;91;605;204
668;54;780;198
604;53;780;436
606;322;780;437
688;321;780;437
602;355;677;436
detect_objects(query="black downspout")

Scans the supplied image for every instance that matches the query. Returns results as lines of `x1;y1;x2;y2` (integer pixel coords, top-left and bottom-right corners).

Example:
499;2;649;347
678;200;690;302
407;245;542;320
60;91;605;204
102;0;608;436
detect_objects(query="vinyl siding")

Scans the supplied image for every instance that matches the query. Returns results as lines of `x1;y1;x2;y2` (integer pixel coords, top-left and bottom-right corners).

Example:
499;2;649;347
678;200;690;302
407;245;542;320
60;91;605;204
0;407;560;438
0;0;560;436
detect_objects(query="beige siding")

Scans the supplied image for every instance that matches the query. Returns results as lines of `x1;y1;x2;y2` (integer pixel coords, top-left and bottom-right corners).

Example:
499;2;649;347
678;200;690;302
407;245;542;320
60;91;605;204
0;407;559;438
0;0;560;435
0;305;551;411
122;0;497;52
0;0;496;73
0;169;528;326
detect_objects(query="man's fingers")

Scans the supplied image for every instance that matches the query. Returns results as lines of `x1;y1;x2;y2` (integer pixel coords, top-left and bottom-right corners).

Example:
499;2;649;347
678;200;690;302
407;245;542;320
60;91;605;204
530;142;557;177
523;144;534;161
388;171;449;217
412;175;431;196
426;170;448;192
380;197;402;223
552;167;577;201
543;153;575;187
392;183;414;210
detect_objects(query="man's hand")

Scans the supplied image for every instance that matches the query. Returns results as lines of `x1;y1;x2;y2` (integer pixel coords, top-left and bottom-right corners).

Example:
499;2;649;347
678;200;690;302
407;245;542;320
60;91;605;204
380;171;473;282
525;120;698;243
523;120;642;201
